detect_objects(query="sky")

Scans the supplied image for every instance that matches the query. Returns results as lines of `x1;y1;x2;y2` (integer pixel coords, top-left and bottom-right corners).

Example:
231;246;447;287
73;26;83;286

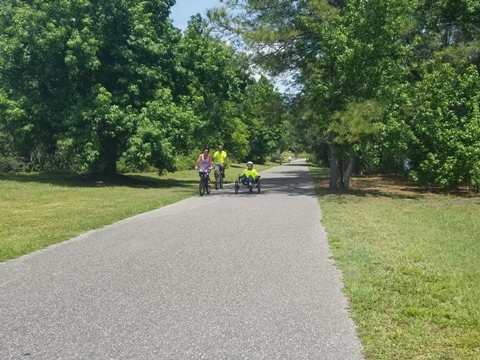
169;0;290;93
170;0;222;31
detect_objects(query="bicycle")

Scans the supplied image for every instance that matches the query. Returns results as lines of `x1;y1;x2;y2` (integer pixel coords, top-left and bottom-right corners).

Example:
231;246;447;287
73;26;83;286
213;163;224;190
198;168;211;196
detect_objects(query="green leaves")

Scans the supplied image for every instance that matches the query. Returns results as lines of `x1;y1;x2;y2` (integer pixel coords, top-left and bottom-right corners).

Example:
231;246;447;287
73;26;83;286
212;0;480;190
330;100;384;144
0;0;185;175
0;0;269;174
174;17;252;155
406;62;480;188
240;75;286;163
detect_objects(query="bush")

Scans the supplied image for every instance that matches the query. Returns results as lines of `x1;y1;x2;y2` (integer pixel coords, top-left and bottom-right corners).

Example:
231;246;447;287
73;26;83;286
0;155;23;173
175;154;198;171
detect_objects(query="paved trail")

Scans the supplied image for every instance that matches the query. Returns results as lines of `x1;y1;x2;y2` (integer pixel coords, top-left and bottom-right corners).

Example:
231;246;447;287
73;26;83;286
1;159;363;359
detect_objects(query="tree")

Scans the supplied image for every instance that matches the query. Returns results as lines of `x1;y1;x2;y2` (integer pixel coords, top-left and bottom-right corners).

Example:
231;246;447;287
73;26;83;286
402;62;480;189
173;15;252;159
0;0;190;175
379;0;480;189
240;75;286;163
211;0;414;188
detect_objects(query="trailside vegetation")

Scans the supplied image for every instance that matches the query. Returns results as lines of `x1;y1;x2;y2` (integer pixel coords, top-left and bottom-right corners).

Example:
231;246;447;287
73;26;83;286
0;0;286;175
209;0;480;192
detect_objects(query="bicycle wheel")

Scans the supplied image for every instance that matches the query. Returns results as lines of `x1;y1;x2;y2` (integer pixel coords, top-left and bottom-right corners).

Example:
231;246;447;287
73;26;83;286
199;176;205;196
257;179;261;194
206;181;210;194
214;170;219;190
234;180;239;194
219;173;223;189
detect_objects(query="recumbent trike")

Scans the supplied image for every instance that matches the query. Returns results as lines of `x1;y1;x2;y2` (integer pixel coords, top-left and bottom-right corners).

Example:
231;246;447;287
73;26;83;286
234;174;261;194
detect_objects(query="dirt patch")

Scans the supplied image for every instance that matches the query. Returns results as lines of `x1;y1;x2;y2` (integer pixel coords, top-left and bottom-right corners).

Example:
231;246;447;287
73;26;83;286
349;175;430;196
317;174;478;198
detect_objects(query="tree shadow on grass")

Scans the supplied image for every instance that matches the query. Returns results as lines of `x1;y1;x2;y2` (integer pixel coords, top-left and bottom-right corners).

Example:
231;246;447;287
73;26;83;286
311;170;479;201
0;172;197;189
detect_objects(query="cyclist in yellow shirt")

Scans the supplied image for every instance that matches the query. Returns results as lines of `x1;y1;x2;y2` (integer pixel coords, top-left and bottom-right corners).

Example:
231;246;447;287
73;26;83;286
241;161;260;187
213;144;227;178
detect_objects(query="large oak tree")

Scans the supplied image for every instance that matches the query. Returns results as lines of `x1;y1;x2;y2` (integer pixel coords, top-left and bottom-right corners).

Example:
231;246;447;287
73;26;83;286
0;0;190;175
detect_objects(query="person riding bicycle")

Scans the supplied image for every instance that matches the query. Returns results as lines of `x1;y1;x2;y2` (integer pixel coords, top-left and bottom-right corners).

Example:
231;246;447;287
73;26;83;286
213;144;227;178
240;161;260;187
195;146;213;184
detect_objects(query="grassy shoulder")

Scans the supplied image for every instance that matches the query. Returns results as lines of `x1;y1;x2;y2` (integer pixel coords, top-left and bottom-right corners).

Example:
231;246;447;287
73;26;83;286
309;165;480;359
0;162;275;262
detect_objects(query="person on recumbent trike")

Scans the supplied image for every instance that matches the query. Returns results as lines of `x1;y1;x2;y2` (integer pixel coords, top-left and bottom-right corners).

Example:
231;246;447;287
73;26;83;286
240;161;260;187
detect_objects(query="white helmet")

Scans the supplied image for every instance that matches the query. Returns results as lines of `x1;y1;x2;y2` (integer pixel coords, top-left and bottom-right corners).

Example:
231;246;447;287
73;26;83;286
247;161;253;166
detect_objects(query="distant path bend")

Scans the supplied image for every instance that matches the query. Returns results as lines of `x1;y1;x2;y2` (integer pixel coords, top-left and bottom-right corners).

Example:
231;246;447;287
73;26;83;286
0;159;363;359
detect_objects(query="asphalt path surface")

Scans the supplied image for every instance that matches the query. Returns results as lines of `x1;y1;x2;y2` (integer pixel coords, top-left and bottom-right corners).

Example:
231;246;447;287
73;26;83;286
1;159;363;359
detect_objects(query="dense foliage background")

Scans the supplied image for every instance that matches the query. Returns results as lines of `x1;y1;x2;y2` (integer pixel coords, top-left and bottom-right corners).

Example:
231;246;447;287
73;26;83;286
0;0;287;175
211;0;480;191
1;0;479;192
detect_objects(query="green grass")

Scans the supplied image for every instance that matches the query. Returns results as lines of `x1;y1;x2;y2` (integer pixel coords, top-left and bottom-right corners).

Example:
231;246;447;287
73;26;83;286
0;162;275;262
309;165;480;359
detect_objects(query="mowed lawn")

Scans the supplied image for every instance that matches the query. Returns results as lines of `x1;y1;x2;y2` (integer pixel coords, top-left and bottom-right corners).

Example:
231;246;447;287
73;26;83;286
310;165;480;360
0;162;273;262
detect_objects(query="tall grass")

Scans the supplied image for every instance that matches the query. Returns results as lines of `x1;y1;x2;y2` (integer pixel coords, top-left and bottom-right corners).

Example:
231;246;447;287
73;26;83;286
310;166;480;359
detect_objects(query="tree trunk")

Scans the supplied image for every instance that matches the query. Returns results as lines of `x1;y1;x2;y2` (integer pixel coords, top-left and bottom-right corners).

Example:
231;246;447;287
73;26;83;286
99;156;117;176
343;149;355;190
354;154;363;175
329;143;355;190
99;140;118;176
329;143;342;190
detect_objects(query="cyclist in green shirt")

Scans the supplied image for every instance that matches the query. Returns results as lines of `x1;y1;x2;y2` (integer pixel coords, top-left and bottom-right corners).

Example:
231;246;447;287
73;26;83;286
241;161;260;187
213;144;227;178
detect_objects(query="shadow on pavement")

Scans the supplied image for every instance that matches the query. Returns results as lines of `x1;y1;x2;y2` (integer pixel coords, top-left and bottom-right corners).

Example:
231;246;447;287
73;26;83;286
209;162;318;197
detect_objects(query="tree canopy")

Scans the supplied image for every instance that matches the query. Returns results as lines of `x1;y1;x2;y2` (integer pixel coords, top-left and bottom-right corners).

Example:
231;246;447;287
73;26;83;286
210;0;480;190
0;0;286;175
2;0;479;192
0;0;186;174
